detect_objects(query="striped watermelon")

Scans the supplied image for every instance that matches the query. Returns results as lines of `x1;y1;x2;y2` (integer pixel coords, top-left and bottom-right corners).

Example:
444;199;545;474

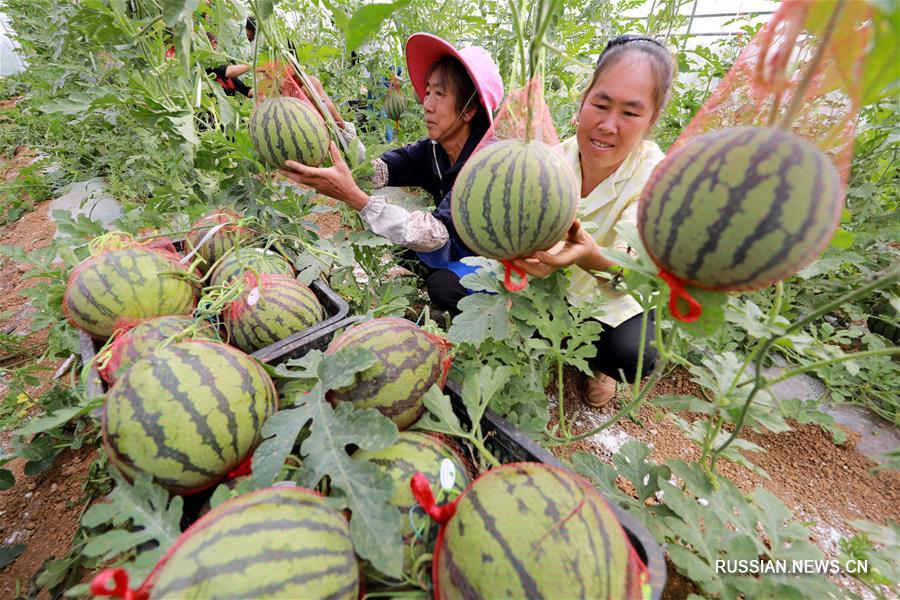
384;77;406;123
638;127;844;291
434;463;643;599
250;96;330;169
326;318;445;430
185;208;253;275
223;273;325;353
102;340;278;494
451;140;579;259
354;432;470;577
143;486;358;599
208;247;294;288
98;316;217;385
63;247;196;339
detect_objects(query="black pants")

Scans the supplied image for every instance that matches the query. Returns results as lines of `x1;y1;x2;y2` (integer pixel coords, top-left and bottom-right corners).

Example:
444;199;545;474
588;311;657;383
400;250;468;313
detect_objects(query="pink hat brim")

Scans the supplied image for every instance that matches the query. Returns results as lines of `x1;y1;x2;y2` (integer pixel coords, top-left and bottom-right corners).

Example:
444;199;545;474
405;33;499;124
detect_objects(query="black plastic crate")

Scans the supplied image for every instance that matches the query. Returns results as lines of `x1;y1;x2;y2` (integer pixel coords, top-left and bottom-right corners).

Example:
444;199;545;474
79;278;349;396
259;322;667;599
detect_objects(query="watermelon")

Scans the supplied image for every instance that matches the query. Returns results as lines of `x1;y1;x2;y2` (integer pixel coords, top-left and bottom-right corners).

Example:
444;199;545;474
250;96;330;169
63;247;196;339
208;247;295;288
98;316;217;385
326;318;445;429
223;273;325;353
638;126;844;291
433;463;643;599
354;432;470;577
384;77;406;123
451;139;579;260
102;340;278;494
185;208;253;275
100;486;359;599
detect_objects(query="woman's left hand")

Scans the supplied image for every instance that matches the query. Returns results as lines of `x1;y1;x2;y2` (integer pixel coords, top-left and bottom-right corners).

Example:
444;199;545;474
278;142;369;210
511;219;598;278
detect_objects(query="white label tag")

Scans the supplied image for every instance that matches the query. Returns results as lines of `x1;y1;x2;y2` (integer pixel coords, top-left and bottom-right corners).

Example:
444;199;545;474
439;459;456;490
247;287;260;306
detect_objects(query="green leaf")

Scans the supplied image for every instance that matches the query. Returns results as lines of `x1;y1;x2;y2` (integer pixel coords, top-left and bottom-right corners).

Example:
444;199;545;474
0;544;26;569
674;287;727;337
862;1;900;103
80;471;183;579
461;365;510;418
319;347;377;391
448;292;510;344
345;0;411;52
254;0;276;23
162;0;199;27
829;227;855;249
612;441;670;503
16;397;102;437
417;385;468;438
0;469;14;490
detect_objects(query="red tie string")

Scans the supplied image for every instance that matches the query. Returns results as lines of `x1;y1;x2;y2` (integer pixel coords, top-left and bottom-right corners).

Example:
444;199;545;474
90;569;147;600
500;260;528;292
410;473;457;524
658;269;703;322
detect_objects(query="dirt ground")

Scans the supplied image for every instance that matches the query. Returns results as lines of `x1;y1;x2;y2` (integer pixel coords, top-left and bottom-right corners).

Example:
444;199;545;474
552;367;899;599
0;151;95;596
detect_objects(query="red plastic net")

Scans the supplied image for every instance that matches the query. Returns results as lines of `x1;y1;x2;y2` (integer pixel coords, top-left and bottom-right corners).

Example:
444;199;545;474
671;0;871;184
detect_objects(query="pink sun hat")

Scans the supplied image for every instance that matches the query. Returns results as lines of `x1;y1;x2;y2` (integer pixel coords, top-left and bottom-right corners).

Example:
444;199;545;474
405;33;504;124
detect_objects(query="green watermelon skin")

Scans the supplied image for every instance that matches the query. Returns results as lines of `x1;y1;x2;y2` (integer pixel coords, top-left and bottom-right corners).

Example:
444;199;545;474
185;209;252;275
435;462;642;600
99;316;216;384
224;273;325;353
451;139;579;260
638;127;844;291
354;432;470;577
208;247;294;288
148;486;359;599
384;88;406;121
326;318;443;430
102;340;278;494
63;247;196;338
250;96;330;169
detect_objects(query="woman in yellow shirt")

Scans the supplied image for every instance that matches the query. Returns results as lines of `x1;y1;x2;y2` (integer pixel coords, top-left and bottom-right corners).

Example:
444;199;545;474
514;35;676;407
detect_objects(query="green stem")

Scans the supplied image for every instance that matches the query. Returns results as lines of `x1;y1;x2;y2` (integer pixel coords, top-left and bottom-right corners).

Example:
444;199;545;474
631;306;650;400
557;355;569;437
251;0;261;100
767;282;784;326
541;41;592;69
507;0;527;85
755;348;900;389
469;435;502;468
710;263;899;467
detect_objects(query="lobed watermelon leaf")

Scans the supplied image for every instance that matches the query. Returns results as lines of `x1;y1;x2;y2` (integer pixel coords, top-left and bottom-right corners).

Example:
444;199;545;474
80;470;183;581
253;347;403;578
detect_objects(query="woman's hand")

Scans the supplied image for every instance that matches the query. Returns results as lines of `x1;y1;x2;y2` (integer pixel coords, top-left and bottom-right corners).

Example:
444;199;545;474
279;142;369;210
511;219;600;278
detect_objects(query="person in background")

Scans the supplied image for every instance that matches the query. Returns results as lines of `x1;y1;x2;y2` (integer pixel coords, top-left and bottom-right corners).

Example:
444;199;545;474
205;32;253;98
278;33;504;312
245;17;256;43
513;35;676;408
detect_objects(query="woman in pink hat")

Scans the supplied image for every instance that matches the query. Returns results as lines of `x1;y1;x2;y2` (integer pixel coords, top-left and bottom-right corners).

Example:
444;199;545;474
279;33;503;312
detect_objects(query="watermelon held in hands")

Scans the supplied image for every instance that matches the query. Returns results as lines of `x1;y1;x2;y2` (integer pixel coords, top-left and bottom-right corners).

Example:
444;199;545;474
63;247;196;339
185;208;253;275
418;462;646;599
223;273;325;353
638;127;844;295
102;339;278;495
250;96;330;169
207;246;294;288
326;318;449;430
90;486;359;599
451;139;579;261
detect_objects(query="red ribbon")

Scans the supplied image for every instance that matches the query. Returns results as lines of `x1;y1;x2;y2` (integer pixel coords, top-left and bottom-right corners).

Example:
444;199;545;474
500;260;528;292
226;455;253;480
410;473;457;524
658;269;703;322
90;569;147;600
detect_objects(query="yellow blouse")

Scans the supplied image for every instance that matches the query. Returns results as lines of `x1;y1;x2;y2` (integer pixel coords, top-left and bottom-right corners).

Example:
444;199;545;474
558;136;665;327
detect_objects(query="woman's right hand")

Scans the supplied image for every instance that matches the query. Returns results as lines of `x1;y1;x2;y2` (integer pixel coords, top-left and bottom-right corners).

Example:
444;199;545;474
279;142;369;210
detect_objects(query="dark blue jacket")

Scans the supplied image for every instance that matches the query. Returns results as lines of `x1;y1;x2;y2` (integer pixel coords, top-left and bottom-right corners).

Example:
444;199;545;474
379;124;488;269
